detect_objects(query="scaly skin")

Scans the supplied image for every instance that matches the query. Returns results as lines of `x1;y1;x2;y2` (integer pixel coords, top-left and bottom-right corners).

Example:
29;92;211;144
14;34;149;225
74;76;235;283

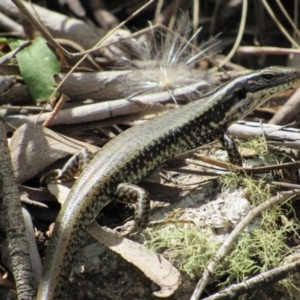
37;67;300;299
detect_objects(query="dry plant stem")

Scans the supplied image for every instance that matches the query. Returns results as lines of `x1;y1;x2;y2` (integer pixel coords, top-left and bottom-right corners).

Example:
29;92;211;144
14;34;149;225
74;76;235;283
275;0;300;38
237;46;300;55
192;154;242;172
269;88;300;125
10;0;153;58
0;119;36;299
8;0;103;53
1;105;50;111
192;153;300;174
154;0;164;21
8;0;156;69
192;0;199;47
268;181;300;190
192;154;300;174
293;0;298;40
203;258;300;300
6;82;208;130
42;94;69;127
11;0;66;54
213;58;247;72
54;38;102;70
261;0;300;49
36;0;154;121
165;167;225;178
228;122;300;150
7;96;157;129
0;69;245;105
209;0;221;37
168;168;300;190
216;0;248;69
190;189;300;300
0;41;31;65
192;155;300;188
167;0;181;32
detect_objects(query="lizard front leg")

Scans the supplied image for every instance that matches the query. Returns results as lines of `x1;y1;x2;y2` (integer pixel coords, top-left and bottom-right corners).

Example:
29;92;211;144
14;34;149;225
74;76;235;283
218;131;243;166
41;149;151;228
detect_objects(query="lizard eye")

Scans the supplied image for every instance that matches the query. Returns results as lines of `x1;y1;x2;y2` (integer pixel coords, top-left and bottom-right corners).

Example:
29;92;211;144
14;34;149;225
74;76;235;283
262;73;274;80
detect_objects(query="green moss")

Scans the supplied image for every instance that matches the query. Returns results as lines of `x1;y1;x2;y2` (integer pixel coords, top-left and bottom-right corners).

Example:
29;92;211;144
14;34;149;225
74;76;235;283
218;215;298;286
219;172;272;205
142;172;300;295
144;223;220;279
239;136;269;156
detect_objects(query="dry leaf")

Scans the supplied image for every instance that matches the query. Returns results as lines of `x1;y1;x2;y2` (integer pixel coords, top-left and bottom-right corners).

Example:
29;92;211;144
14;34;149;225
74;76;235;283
9;123;99;183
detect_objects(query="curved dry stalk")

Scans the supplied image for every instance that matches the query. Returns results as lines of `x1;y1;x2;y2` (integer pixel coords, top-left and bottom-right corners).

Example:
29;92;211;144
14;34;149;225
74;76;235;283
7;80;211;130
9;1;219;124
216;0;248;69
42;94;69;127
154;0;164;21
203;258;300;300
293;0;298;40
190;189;300;300
31;0;154;122
11;0;154;58
11;0;68;55
261;0;300;49
167;0;181;32
275;0;300;39
209;0;221;37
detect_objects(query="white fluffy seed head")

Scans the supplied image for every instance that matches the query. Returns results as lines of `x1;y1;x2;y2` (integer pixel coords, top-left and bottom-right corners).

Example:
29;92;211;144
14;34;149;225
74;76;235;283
112;14;220;102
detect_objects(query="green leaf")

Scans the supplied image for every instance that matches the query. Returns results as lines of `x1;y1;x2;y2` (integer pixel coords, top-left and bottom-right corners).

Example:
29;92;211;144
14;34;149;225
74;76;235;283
9;37;60;102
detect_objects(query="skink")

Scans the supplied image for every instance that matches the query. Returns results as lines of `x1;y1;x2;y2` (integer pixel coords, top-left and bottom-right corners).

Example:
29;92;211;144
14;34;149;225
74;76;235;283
37;67;300;299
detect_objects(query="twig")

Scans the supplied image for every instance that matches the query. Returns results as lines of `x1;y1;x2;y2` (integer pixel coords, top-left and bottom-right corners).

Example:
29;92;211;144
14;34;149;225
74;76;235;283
209;0;221;37
11;0;87;57
35;0;154;121
292;0;298;40
5;81;209;130
0;118;36;299
42;94;69;127
275;0;300;38
203;258;300;300
0;41;31;64
216;0;248;68
167;0;180;32
261;0;300;49
228;122;300;150
193;154;300;174
190;189;300;300
237;46;300;55
269;87;300;125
